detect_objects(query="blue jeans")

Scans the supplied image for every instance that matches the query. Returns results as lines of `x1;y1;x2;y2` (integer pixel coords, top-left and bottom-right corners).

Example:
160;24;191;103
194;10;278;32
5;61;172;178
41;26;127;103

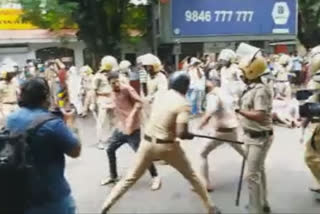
106;129;158;179
187;89;204;115
24;195;76;214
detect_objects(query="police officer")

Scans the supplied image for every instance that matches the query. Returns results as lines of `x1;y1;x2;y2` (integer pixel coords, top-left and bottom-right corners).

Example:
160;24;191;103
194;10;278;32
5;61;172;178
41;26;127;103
218;49;246;105
79;65;95;117
119;60;131;85
274;54;292;100
303;47;320;199
94;56;118;149
0;66;19;128
139;54;168;131
236;44;273;213
140;53;168;101
44;61;59;106
101;71;220;214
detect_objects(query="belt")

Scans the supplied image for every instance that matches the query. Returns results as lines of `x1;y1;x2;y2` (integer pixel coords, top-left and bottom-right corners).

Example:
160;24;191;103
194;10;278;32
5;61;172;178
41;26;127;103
244;129;273;138
144;135;174;144
2;102;17;105
97;94;111;97
276;80;289;83
216;127;236;133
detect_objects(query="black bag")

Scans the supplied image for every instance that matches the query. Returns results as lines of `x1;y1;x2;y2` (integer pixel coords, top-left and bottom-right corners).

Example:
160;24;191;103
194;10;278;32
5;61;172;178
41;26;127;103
0;114;57;214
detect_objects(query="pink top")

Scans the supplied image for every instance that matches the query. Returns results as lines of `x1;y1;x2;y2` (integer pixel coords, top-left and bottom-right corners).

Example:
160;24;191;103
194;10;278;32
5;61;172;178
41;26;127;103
112;84;142;134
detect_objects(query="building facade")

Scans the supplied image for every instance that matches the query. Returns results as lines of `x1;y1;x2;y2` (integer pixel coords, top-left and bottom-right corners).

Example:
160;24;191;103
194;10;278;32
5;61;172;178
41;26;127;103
0;1;85;68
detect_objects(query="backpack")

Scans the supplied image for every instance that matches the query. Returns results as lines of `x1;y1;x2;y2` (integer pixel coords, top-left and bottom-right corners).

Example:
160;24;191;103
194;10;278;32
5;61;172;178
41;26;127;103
0;114;57;214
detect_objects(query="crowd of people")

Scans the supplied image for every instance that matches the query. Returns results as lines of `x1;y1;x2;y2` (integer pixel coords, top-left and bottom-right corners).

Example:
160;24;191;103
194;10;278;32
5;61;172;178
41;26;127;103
0;42;320;214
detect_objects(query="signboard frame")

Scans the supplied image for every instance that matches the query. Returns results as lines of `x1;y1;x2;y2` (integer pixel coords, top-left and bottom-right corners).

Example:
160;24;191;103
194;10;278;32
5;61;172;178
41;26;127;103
159;0;298;44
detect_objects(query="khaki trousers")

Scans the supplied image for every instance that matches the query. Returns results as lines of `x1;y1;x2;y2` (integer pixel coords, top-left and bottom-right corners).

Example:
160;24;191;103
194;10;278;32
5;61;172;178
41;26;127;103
83;90;95;115
200;130;245;187
97;97;114;144
244;135;273;214
102;139;215;213
305;132;320;186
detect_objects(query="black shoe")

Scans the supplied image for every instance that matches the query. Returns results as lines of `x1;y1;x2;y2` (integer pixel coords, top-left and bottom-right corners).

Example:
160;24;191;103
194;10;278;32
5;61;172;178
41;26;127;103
263;205;271;213
100;177;120;186
245;204;271;213
310;188;320;193
209;206;222;214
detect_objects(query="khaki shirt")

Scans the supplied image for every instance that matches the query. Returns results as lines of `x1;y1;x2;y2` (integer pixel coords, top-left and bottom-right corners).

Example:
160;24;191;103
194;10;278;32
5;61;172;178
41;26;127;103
93;72;112;95
239;83;273;132
0;79;18;104
82;74;95;91
275;64;289;81
221;64;246;104
303;80;320;142
307;80;320;103
145;89;190;141
147;72;168;98
206;87;238;129
93;72;113;107
44;69;57;82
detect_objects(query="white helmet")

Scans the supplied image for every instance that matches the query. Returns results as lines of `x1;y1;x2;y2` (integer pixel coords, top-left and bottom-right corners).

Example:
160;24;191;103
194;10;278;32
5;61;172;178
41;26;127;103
218;49;236;62
236;43;262;63
138;53;162;72
190;57;202;66
100;55;119;72
119;60;132;70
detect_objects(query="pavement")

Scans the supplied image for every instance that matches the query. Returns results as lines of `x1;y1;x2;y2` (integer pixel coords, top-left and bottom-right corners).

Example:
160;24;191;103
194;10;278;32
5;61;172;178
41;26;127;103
66;116;320;214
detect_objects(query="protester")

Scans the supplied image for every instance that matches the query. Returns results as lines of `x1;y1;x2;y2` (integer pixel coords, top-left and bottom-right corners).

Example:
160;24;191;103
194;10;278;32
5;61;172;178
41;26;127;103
6;77;81;214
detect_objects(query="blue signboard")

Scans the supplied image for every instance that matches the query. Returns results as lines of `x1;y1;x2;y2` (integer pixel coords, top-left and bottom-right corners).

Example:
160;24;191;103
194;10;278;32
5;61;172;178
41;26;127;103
171;0;297;37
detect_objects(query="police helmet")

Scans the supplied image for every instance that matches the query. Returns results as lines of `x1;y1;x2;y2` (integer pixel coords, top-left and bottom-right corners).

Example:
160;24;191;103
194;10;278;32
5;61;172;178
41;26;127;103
169;71;190;94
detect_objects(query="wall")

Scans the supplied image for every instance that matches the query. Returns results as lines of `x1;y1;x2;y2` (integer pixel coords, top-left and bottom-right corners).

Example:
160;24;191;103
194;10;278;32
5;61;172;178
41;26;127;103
0;46;35;66
29;41;85;68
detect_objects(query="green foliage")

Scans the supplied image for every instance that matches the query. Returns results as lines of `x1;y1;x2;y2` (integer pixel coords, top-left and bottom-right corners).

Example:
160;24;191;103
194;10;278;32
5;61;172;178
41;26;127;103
121;5;149;44
19;0;77;30
298;0;320;48
18;0;152;55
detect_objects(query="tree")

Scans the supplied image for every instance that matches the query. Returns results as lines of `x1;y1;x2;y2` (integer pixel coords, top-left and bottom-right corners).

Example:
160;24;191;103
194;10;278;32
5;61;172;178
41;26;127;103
298;0;320;48
19;0;151;57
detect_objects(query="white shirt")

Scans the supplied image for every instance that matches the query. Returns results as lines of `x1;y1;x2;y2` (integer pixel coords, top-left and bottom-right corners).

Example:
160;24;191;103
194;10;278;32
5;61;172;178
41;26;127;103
206;87;239;129
189;67;206;90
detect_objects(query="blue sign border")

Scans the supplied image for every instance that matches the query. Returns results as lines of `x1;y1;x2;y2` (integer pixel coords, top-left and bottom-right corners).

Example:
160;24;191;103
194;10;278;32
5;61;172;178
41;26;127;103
171;0;298;37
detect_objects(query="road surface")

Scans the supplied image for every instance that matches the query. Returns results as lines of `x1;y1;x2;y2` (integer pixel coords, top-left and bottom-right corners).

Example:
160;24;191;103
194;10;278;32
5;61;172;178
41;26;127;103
66;116;320;213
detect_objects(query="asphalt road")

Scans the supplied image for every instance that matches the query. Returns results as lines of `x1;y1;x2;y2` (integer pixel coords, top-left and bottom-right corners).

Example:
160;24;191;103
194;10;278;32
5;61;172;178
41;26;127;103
66;116;320;214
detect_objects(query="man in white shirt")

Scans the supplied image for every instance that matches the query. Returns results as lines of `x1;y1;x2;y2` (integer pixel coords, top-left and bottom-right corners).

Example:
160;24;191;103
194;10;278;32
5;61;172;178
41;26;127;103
198;80;245;191
187;57;206;115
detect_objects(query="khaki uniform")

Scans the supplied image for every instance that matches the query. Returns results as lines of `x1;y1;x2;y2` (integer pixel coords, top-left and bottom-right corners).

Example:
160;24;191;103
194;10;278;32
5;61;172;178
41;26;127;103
239;83;273;213
305;124;320;187
0;79;19;128
119;72;130;85
220;64;246;104
304;80;320;188
274;64;292;100
146;72;168;101
44;69;58;105
200;88;245;188
93;72;114;144
102;90;215;213
81;73;95;115
142;72;168;128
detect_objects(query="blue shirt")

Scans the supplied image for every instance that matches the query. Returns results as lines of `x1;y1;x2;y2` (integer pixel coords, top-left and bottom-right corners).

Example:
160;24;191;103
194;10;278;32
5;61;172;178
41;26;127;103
292;56;302;71
6;107;78;202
